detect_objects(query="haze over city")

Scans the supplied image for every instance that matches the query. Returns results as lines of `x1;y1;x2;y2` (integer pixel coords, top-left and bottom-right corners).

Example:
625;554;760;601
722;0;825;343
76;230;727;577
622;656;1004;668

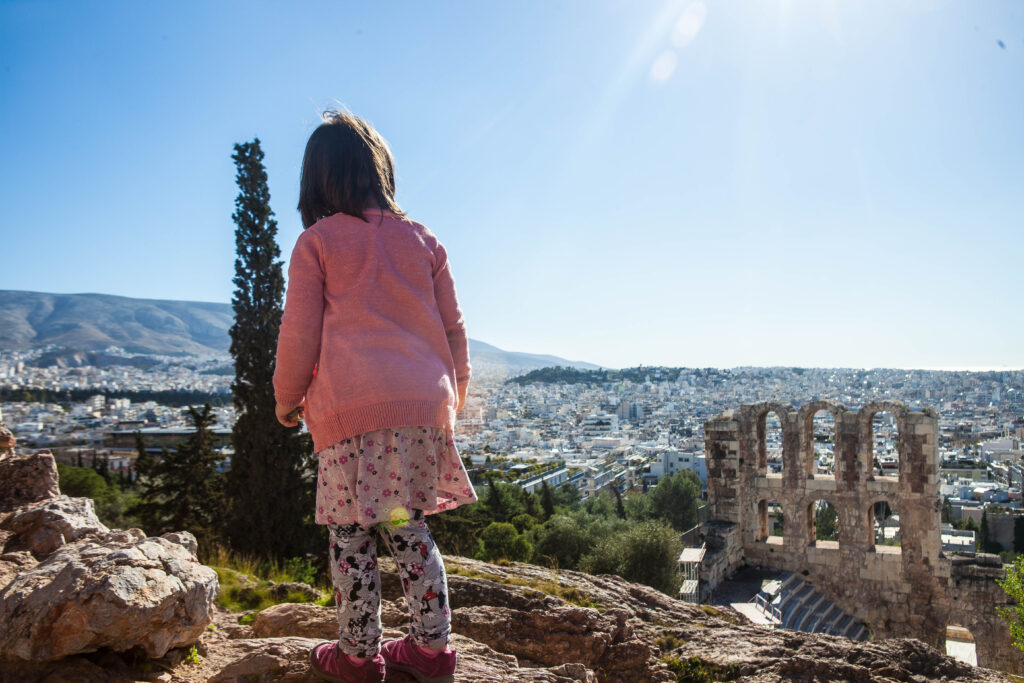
2;1;1022;369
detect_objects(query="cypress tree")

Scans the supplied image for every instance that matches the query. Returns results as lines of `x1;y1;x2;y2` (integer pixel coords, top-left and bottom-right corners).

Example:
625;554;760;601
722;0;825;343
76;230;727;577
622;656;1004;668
225;139;315;559
485;473;507;521
130;404;225;553
611;484;626;520
540;480;556;519
941;496;953;524
980;510;996;554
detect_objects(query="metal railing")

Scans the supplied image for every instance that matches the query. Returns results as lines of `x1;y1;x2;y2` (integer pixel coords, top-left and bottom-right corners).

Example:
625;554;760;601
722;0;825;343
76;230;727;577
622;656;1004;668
752;593;782;623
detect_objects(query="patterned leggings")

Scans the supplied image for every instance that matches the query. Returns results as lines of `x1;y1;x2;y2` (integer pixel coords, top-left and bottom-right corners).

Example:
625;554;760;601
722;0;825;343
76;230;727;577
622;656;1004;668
327;510;450;657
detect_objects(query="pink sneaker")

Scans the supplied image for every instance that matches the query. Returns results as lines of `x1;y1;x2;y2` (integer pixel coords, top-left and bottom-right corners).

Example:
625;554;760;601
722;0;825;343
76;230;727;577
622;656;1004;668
309;642;385;683
380;635;457;683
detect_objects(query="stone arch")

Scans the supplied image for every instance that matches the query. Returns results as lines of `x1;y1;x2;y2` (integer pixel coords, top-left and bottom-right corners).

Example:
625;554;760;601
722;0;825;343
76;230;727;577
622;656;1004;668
753;402;792;473
858;401;908;481
868;498;902;554
757;497;785;543
945;624;977;666
798;401;845;480
805;495;841;547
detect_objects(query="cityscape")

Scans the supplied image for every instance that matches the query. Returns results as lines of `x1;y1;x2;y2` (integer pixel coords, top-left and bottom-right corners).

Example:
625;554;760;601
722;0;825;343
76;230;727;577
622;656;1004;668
4;345;1022;558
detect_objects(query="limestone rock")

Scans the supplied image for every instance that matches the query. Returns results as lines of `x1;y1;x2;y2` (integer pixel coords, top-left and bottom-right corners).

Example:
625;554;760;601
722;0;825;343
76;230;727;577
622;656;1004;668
0;451;60;512
2;495;110;557
193;630;595;683
161;531;198;555
452;605;663;680
252;600;409;640
0;550;36;591
0;423;14;460
0;530;218;662
204;636;322;682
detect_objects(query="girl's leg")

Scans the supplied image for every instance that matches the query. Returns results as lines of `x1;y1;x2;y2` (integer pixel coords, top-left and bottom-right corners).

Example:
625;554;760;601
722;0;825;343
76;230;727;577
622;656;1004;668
378;510;451;650
327;522;384;657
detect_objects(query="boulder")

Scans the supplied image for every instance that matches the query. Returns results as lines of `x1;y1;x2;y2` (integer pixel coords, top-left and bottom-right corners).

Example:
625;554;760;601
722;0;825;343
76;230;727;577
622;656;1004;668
0;529;218;662
0;423;14;460
452;605;663;679
251;600;408;640
0;451;60;512
2;495;110;557
204;636;322;682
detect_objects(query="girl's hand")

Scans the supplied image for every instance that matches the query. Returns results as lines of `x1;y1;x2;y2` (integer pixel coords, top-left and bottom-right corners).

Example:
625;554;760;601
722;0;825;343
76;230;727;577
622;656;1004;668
276;402;304;427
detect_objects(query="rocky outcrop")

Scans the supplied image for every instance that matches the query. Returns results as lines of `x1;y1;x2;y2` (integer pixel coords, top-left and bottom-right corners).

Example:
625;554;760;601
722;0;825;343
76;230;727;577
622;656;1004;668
2;494;110;556
0;450;59;511
252;601;410;639
212;556;1009;682
0;552;1013;682
0;528;218;661
0;422;14;460
0;452;219;667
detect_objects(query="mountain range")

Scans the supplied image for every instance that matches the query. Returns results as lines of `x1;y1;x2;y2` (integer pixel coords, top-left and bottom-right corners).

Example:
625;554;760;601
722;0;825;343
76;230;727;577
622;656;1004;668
0;291;599;375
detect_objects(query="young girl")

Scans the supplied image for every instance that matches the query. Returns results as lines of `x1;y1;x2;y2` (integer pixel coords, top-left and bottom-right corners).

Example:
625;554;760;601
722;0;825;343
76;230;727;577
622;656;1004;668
274;110;476;683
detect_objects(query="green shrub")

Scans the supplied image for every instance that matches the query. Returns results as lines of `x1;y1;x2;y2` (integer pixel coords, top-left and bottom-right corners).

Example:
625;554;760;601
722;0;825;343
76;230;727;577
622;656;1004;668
478;522;533;562
663;656;740;682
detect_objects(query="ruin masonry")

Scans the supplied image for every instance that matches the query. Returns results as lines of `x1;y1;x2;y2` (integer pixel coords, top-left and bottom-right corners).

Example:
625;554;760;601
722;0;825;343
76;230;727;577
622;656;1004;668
701;400;1023;673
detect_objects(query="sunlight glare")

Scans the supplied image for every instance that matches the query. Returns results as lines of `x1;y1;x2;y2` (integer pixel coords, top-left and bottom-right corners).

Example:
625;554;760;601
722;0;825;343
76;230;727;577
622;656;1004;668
650;50;678;83
672;1;707;48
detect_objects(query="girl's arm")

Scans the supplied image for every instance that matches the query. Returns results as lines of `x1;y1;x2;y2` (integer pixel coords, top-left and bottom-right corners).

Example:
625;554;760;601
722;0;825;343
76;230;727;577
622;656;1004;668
273;229;325;412
432;242;471;412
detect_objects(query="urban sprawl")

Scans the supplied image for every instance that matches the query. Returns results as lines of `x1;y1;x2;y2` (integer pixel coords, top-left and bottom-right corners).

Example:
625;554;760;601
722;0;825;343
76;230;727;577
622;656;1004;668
3;346;1023;557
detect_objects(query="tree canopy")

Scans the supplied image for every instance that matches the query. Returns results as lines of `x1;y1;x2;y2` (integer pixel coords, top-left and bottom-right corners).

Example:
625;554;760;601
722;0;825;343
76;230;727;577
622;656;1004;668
225;139;316;559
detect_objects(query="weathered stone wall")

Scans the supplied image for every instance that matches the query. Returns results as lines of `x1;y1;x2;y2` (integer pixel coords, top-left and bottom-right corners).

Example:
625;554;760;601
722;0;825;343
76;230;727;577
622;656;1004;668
696;520;742;602
704;400;1023;674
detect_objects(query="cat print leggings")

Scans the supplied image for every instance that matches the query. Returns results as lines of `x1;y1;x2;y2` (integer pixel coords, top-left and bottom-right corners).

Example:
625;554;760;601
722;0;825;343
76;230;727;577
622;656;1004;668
327;510;451;657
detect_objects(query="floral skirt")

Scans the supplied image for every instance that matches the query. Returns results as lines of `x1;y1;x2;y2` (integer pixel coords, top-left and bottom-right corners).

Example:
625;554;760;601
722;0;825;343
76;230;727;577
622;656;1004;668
315;426;477;526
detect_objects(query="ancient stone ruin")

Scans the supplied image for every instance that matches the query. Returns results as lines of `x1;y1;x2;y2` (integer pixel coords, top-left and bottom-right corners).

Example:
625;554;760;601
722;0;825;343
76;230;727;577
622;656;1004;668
701;400;1023;673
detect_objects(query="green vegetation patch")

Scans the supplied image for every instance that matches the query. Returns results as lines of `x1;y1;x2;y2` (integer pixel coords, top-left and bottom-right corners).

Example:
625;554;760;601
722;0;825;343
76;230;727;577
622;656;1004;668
210;551;330;613
662;656;741;683
655;633;685;652
697;605;740;625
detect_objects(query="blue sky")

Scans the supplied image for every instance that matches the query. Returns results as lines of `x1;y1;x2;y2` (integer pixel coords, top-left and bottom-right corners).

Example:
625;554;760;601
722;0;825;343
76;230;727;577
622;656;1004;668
1;1;1021;369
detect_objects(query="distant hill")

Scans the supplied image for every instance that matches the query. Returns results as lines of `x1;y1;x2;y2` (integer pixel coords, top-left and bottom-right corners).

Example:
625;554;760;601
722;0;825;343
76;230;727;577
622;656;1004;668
0;291;233;357
468;339;602;377
0;291;600;375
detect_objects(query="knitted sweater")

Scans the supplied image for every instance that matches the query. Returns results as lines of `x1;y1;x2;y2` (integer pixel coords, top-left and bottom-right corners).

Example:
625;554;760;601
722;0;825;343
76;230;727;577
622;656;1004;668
273;209;470;452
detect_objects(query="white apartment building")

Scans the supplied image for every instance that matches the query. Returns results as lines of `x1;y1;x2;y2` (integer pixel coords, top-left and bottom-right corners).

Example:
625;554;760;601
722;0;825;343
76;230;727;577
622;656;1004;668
646;447;707;484
581;413;618;437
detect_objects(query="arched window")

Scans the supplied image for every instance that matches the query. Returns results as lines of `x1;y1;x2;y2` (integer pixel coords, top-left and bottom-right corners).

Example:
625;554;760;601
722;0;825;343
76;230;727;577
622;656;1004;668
807;499;839;548
811;410;836;476
765;412;784;476
945;624;977;666
758;498;785;544
870;411;899;479
869;500;902;554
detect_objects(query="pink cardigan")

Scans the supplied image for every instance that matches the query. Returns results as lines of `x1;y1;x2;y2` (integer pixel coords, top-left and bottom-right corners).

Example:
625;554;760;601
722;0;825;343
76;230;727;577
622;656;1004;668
273;209;470;452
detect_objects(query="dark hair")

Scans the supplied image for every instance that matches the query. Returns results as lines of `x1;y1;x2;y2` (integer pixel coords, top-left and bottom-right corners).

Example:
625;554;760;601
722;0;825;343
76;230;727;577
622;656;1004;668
297;110;405;228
